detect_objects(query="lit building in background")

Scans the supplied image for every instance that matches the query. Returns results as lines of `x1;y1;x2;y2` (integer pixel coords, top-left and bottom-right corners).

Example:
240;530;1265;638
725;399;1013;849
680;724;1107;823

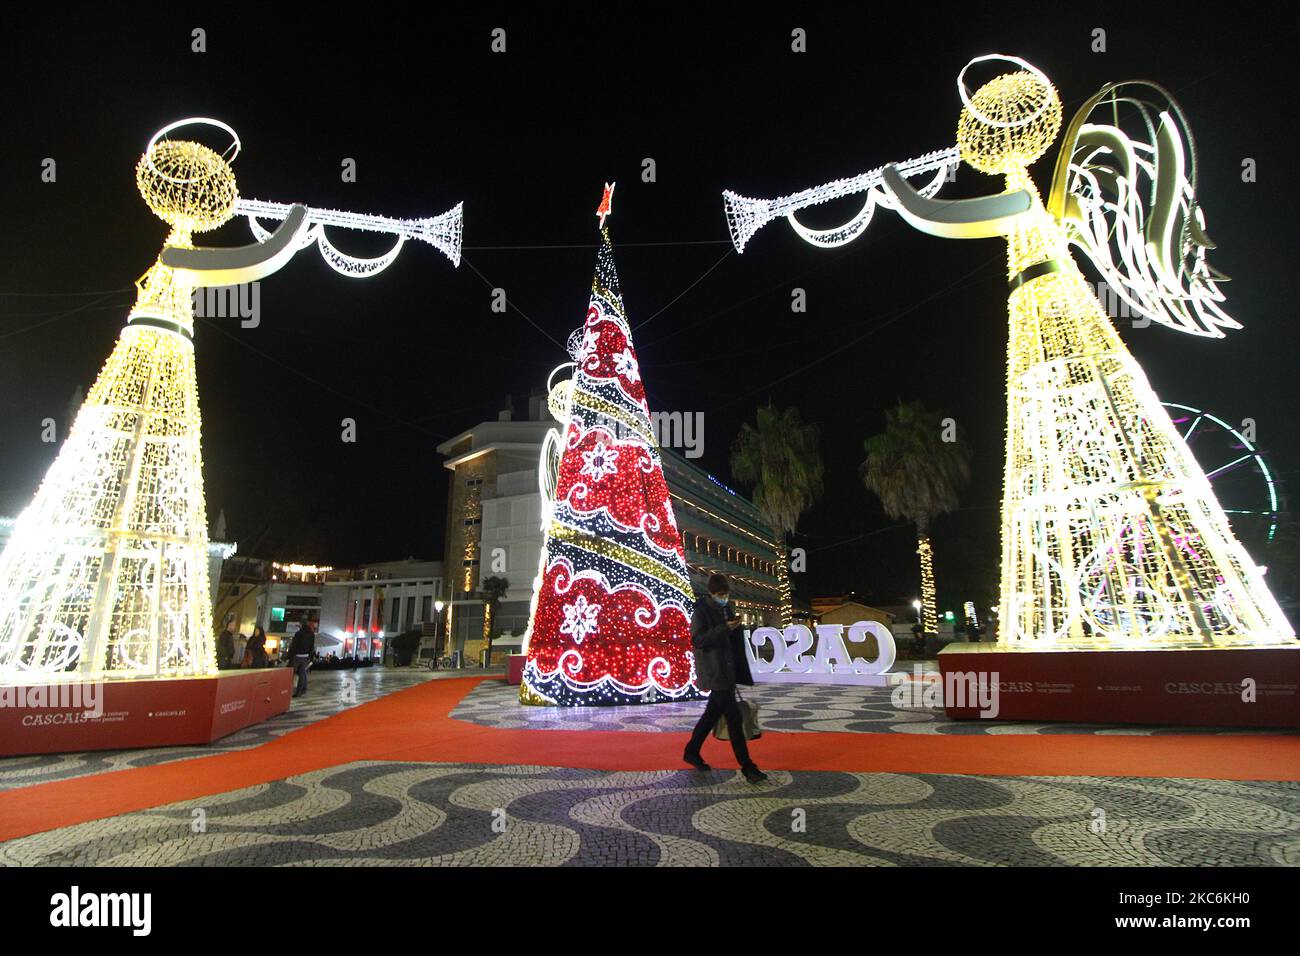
437;394;787;665
811;595;896;631
215;557;443;661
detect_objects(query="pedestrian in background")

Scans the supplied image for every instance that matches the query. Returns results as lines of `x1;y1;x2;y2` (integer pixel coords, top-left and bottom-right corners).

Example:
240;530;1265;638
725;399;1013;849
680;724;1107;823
216;621;236;670
288;617;316;697
247;625;269;668
683;573;768;784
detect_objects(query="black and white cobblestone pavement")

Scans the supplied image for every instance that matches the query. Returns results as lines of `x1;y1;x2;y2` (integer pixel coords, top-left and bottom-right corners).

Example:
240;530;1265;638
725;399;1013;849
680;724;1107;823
2;761;1296;867
450;678;1297;737
4;669;1298;867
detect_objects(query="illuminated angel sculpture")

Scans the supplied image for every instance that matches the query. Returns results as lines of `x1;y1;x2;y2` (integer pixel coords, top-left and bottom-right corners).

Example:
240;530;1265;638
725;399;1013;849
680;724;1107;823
0;119;461;683
724;56;1292;646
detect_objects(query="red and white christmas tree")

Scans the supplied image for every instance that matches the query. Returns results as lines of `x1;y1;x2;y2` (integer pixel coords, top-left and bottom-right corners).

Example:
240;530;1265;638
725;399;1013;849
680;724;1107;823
520;185;703;706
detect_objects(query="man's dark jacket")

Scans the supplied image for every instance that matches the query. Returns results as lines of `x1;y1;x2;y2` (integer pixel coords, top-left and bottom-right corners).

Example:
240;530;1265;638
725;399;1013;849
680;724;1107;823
287;625;315;658
216;628;235;666
690;596;753;692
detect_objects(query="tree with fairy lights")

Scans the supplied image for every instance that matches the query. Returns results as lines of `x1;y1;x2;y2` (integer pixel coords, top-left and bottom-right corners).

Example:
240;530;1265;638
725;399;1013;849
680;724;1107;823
729;402;824;627
859;400;970;639
520;184;704;706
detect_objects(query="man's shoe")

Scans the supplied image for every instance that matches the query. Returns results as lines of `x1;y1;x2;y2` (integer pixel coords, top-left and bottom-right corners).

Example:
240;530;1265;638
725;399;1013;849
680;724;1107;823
683;751;711;771
742;765;769;784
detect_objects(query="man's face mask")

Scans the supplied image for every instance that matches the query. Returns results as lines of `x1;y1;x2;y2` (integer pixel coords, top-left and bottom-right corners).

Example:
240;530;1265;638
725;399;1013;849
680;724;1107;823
712;593;729;606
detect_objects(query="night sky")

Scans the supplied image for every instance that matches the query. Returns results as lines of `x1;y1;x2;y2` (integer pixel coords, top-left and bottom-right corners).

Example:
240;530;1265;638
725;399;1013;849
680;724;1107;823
3;6;1297;613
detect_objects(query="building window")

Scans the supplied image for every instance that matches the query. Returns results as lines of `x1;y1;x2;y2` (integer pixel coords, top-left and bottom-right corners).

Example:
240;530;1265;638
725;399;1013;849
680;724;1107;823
389;597;401;633
362;598;372;632
405;598;416;631
421;595;433;622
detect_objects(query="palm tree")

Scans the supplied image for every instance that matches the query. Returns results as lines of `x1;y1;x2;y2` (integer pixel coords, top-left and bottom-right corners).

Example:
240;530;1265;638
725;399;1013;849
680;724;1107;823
480;575;510;666
859;401;970;637
730;403;824;625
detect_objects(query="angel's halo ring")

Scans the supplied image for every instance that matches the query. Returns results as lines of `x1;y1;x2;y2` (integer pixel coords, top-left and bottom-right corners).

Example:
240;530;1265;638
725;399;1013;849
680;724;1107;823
144;117;241;184
957;54;1054;130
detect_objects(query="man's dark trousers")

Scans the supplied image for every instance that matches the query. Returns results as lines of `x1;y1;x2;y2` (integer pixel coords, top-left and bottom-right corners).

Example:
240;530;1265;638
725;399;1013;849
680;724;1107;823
687;687;753;767
292;655;310;696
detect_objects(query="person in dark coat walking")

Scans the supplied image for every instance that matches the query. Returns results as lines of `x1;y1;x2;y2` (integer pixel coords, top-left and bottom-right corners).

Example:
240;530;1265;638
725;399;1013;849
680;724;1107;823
287;618;317;697
684;573;768;783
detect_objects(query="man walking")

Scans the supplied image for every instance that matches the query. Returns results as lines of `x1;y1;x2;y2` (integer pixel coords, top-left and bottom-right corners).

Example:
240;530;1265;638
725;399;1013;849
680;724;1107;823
683;573;768;784
288;617;317;698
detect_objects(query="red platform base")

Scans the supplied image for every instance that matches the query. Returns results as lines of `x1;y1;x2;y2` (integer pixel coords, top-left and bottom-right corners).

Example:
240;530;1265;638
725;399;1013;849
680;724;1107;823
0;668;293;756
937;643;1300;728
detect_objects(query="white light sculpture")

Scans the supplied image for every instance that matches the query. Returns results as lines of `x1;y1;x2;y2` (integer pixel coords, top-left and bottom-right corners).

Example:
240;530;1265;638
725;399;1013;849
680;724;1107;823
0;118;461;684
723;148;959;252
723;57;1293;648
240;198;464;274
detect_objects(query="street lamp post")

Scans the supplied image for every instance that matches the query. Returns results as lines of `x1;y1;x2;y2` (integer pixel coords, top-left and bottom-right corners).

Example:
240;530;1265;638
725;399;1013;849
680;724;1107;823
434;600;445;660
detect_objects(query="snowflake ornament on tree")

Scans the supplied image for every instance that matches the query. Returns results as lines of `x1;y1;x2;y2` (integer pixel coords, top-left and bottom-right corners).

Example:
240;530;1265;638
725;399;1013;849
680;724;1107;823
612;348;640;382
520;185;703;706
580;441;620;481
559;594;601;644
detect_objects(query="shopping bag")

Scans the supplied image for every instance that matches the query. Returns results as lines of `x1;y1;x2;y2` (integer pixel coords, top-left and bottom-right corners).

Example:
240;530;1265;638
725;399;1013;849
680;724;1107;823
714;690;762;740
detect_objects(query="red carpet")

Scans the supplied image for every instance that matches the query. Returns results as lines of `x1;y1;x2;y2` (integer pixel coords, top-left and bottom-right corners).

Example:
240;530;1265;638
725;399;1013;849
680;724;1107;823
2;675;1298;843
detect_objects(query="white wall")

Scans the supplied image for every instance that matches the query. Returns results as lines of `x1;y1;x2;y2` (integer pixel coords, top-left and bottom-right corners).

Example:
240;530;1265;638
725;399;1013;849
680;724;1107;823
480;471;545;605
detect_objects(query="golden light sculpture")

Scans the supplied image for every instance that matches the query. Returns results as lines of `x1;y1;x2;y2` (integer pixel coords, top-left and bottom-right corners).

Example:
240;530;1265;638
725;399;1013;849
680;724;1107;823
0;119;461;683
724;56;1293;648
0;135;229;682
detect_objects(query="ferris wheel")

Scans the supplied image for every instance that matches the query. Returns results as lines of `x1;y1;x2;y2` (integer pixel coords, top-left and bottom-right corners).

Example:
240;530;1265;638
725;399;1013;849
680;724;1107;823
1164;402;1283;545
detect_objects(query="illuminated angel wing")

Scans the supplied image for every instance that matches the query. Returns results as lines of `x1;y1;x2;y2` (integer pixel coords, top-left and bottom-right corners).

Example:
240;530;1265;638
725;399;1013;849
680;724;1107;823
1048;81;1239;337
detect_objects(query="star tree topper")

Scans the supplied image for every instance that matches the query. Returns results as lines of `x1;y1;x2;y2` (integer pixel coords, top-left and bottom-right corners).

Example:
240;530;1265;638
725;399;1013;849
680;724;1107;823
596;182;615;228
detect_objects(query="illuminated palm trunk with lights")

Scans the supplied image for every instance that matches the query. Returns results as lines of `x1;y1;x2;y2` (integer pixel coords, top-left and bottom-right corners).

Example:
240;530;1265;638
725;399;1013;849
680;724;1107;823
916;532;938;637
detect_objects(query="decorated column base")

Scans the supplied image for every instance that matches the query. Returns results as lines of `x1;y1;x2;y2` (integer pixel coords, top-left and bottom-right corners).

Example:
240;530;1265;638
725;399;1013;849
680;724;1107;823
0;668;293;756
938;642;1300;728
